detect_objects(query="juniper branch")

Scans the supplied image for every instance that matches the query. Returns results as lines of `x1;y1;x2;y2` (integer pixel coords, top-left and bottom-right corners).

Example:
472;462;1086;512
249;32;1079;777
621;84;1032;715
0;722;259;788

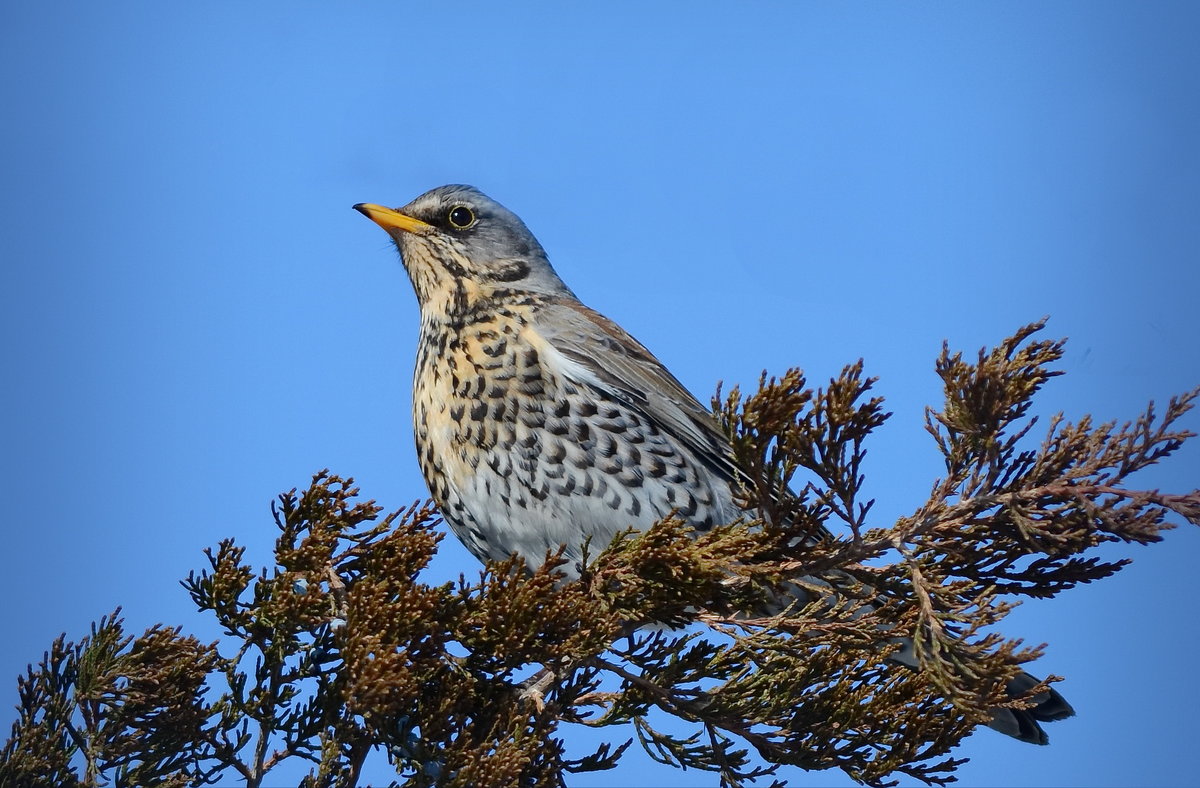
3;323;1196;787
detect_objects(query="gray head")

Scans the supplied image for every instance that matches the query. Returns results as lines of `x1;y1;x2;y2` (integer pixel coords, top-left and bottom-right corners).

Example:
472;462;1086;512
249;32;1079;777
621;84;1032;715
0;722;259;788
354;185;574;310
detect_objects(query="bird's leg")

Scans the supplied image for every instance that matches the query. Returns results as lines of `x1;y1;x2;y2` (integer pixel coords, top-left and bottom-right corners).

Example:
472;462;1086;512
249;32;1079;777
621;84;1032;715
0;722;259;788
519;667;559;713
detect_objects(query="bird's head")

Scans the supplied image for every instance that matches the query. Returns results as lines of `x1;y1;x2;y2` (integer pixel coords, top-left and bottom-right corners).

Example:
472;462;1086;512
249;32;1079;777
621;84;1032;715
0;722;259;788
355;185;573;313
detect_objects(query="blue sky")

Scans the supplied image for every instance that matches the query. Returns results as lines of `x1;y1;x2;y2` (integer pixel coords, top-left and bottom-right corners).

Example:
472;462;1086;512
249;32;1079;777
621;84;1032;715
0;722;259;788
2;3;1198;786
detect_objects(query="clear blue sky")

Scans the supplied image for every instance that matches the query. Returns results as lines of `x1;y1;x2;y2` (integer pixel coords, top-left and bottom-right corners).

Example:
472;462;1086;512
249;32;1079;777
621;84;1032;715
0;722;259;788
3;3;1198;786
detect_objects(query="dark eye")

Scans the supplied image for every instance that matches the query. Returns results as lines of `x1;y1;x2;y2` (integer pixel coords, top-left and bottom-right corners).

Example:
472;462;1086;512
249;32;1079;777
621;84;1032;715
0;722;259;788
447;205;475;229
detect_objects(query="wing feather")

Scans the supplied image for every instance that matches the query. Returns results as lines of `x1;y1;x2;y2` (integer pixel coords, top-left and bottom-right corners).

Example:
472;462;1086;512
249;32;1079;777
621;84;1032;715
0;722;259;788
533;297;743;486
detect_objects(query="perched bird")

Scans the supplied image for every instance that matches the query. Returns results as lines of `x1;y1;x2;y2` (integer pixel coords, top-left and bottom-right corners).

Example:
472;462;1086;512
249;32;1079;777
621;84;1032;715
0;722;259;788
353;185;1074;744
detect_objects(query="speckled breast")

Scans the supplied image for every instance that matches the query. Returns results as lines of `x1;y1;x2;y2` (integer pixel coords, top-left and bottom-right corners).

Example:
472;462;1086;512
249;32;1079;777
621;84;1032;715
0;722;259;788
411;307;730;574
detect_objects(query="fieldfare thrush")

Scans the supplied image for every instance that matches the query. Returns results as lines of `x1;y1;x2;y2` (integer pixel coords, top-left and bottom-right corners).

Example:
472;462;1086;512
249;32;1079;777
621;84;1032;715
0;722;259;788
353;184;1074;744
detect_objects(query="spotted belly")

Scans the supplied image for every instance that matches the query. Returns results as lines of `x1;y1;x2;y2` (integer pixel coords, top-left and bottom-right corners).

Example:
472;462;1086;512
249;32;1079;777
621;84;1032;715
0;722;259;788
412;326;733;574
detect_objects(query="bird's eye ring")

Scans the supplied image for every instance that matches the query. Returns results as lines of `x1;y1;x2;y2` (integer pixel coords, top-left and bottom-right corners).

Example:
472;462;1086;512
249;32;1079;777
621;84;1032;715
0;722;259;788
447;205;475;229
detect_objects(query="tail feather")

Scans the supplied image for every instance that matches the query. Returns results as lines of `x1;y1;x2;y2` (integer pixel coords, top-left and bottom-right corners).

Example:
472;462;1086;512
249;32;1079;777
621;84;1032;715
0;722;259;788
765;578;1076;745
889;638;1075;745
986;671;1076;745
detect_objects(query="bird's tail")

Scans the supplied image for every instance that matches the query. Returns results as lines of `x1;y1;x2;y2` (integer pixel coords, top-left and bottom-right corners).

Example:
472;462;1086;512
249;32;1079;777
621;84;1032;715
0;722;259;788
888;635;1075;744
773;574;1076;745
987;670;1076;745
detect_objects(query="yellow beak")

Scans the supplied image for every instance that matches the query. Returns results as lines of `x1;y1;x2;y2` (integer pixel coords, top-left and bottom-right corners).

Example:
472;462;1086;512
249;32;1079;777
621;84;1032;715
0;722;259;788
353;203;434;234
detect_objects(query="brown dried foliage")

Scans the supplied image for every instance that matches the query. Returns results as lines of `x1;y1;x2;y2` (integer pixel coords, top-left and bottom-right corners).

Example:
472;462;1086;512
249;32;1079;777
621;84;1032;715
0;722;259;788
2;321;1197;787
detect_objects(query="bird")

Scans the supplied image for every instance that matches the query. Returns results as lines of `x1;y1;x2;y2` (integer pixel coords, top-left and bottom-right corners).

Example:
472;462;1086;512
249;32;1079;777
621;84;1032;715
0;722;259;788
353;184;1074;745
